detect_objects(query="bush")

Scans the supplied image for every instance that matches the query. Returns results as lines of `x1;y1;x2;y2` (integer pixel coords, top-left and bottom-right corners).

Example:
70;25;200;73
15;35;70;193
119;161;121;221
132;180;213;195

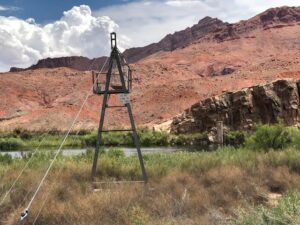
83;132;98;146
139;130;168;147
287;127;300;149
0;154;13;164
83;130;169;147
245;123;291;151
0;138;25;151
169;133;208;146
13;128;34;139
103;132;133;146
225;131;245;146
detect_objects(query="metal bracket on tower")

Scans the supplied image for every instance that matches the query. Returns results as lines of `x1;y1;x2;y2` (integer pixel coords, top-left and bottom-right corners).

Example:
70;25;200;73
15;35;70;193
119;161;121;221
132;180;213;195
111;32;117;49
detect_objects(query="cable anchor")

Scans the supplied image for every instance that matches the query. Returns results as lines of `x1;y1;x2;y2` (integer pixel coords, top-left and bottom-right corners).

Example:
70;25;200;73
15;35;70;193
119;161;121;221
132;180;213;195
17;209;29;225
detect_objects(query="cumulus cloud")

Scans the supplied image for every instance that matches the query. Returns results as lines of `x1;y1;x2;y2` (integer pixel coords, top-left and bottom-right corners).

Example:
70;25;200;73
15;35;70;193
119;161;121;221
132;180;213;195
0;5;129;71
95;0;300;47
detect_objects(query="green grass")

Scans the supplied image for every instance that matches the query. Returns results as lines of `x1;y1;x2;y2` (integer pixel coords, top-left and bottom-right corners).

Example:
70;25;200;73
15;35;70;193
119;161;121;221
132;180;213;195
3;146;300;180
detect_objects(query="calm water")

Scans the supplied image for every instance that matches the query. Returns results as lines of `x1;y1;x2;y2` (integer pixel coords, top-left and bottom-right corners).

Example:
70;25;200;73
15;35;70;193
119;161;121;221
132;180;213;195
0;147;183;158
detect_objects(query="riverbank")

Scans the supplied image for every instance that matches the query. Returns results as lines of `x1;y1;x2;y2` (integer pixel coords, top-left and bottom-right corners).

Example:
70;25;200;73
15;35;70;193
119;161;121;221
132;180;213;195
1;122;300;152
1;147;300;224
0;128;221;151
0;129;171;151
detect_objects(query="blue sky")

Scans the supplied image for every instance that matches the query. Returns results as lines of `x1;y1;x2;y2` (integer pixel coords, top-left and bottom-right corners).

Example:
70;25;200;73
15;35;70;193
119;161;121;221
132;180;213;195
0;0;299;71
0;0;134;23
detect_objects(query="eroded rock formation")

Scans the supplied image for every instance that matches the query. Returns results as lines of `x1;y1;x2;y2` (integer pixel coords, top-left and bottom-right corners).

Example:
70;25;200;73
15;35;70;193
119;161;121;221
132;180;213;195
171;79;300;134
10;56;108;72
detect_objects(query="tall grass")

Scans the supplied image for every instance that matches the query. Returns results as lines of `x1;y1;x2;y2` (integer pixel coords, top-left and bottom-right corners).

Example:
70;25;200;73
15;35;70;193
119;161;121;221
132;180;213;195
1;148;300;225
234;192;300;225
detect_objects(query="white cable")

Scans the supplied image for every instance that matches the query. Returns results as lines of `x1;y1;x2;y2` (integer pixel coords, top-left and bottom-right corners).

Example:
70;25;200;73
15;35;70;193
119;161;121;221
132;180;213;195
32;166;63;225
21;57;109;216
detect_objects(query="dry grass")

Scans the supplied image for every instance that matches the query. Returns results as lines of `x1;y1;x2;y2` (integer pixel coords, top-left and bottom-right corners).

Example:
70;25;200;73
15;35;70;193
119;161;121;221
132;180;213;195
1;148;300;225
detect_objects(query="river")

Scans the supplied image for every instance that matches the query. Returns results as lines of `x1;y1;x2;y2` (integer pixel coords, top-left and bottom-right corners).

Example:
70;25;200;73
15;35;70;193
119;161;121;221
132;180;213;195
0;147;184;158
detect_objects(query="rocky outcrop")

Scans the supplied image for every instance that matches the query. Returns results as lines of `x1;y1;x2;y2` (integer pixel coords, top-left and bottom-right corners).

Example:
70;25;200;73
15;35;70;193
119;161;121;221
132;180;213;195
214;6;300;41
125;6;300;62
10;56;108;72
123;17;228;63
171;79;300;134
258;6;300;25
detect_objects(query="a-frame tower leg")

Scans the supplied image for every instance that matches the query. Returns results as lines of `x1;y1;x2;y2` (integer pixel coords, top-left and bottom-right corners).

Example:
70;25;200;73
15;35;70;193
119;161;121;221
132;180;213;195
91;97;149;183
126;103;148;183
91;57;113;180
91;92;108;180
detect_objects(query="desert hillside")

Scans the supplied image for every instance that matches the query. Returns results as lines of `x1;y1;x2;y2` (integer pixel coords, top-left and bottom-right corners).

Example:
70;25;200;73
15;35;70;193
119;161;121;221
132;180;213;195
0;6;300;131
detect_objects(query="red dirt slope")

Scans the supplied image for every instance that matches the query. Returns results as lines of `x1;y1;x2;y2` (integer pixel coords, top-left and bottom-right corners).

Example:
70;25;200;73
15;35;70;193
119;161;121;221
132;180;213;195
1;6;300;131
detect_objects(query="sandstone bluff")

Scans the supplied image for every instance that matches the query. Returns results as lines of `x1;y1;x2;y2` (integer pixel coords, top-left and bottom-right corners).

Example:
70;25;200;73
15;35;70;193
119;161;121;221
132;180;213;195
171;79;300;134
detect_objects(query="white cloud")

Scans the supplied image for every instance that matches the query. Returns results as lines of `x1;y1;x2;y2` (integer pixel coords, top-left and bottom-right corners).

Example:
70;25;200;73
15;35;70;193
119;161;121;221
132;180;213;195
0;5;19;11
0;5;129;71
94;0;300;47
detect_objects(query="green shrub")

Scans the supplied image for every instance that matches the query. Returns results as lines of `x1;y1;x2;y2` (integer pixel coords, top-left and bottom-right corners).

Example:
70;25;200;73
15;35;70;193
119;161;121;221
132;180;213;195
225;131;245;146
0;138;25;151
245;123;291;151
0;154;13;164
83;132;98;146
139;130;168;146
15;129;34;139
103;132;133;146
169;133;208;146
287;127;300;149
83;130;169;147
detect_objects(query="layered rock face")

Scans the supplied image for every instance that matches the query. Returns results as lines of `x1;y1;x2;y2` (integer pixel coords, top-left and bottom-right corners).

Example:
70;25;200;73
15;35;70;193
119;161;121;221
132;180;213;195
123;17;227;63
171;79;300;134
10;56;108;72
125;6;300;62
